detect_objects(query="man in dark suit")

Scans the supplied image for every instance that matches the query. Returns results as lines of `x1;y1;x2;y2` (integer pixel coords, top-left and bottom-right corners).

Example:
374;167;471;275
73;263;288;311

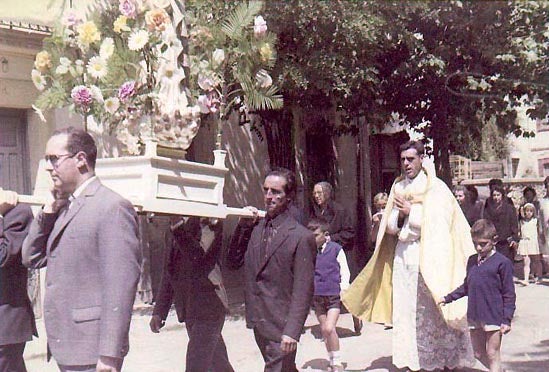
149;216;234;372
0;189;36;372
22;127;141;372
227;168;316;372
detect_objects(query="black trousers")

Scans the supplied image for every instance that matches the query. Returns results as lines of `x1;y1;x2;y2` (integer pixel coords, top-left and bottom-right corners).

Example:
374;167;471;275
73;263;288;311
185;317;234;372
253;329;298;372
0;343;26;372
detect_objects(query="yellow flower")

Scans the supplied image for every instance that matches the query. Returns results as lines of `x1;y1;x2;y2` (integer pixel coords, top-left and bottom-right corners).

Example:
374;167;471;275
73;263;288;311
145;8;170;32
34;51;52;73
259;43;273;63
114;15;130;33
77;21;101;47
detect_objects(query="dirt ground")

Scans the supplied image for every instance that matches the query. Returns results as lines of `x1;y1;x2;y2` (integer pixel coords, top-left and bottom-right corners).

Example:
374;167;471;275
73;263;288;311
24;281;549;371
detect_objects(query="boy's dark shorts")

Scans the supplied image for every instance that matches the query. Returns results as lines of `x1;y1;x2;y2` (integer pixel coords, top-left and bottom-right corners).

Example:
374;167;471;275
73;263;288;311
313;295;341;315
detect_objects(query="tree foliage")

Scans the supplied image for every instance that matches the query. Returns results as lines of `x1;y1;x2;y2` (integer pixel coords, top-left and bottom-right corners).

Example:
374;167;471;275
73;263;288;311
264;1;549;183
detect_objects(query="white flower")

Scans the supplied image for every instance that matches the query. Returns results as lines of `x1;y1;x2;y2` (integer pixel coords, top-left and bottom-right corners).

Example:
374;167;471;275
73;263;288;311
89;85;104;103
75;59;85;75
212;48;225;67
191;105;201;118
478;79;491;91
99;38;115;59
128;29;150;51
161;27;178;45
56;57;72;75
496;54;516;63
522;50;539;63
467;76;479;90
254;15;267;37
197;95;211;113
87;56;108;79
151;0;170;8
104;97;120;114
32;105;47;122
117;128;141;155
413;32;424;40
56;64;69;75
255;69;272;88
31;69;46;91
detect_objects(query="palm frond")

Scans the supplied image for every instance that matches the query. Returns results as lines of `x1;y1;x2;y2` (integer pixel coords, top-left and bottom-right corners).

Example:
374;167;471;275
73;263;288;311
221;1;264;40
245;86;283;111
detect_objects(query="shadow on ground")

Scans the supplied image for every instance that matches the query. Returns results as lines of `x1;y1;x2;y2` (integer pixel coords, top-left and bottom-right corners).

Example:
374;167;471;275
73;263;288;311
352;356;399;371
301;358;349;371
305;324;358;340
504;339;549;372
341;356;487;372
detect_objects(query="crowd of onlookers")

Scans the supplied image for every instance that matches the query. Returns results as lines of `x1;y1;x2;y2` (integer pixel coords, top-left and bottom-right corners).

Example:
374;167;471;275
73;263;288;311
454;177;549;285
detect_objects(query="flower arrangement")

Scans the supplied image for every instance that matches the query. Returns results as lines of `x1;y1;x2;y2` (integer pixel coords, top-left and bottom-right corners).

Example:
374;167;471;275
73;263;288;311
32;0;282;155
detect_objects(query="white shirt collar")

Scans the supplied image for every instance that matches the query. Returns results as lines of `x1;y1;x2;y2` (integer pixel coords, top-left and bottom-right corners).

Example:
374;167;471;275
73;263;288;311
71;176;97;200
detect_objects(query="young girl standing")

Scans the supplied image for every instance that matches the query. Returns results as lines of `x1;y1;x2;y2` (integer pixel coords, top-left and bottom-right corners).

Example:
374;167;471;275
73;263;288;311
518;203;543;285
439;219;516;372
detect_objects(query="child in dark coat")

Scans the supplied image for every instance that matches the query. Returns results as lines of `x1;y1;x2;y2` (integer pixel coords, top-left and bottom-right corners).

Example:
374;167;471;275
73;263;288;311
439;219;516;372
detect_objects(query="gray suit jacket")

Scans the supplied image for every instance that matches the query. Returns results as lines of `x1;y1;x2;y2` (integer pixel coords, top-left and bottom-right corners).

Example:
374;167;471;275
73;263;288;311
22;179;141;366
0;204;36;346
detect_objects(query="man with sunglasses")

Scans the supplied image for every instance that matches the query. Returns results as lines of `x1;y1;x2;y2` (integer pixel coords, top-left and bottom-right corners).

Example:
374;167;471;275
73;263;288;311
22;127;141;372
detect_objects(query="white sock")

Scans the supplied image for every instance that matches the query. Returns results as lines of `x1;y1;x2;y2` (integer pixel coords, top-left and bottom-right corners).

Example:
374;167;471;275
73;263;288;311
329;350;342;366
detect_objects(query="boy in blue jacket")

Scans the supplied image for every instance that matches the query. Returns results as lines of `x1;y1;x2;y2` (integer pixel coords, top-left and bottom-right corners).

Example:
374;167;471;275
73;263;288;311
439;219;516;372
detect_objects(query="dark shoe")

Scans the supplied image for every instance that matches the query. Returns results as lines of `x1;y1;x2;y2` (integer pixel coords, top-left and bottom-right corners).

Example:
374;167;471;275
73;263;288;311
353;316;363;334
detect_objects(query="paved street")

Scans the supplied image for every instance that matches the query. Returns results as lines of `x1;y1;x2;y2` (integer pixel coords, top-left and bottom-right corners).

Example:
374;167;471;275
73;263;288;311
24;281;549;371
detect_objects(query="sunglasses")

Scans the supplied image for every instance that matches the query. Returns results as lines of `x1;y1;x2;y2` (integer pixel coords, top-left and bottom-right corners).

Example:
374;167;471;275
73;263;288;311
44;153;76;168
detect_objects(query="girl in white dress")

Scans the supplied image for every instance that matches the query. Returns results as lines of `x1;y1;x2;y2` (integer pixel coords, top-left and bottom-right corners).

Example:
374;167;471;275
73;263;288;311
518;203;543;285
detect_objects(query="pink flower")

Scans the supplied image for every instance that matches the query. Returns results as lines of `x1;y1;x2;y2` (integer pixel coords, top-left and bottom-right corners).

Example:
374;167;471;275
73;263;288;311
119;0;138;19
118;81;137;101
198;75;215;91
63;10;82;27
71;85;93;108
254;15;267;37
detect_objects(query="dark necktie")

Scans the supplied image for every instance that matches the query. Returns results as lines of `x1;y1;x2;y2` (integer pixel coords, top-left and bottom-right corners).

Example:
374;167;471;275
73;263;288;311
260;219;274;261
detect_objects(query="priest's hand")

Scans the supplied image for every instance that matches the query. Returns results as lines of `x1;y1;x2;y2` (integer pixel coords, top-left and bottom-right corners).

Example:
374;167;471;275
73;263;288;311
394;194;411;218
